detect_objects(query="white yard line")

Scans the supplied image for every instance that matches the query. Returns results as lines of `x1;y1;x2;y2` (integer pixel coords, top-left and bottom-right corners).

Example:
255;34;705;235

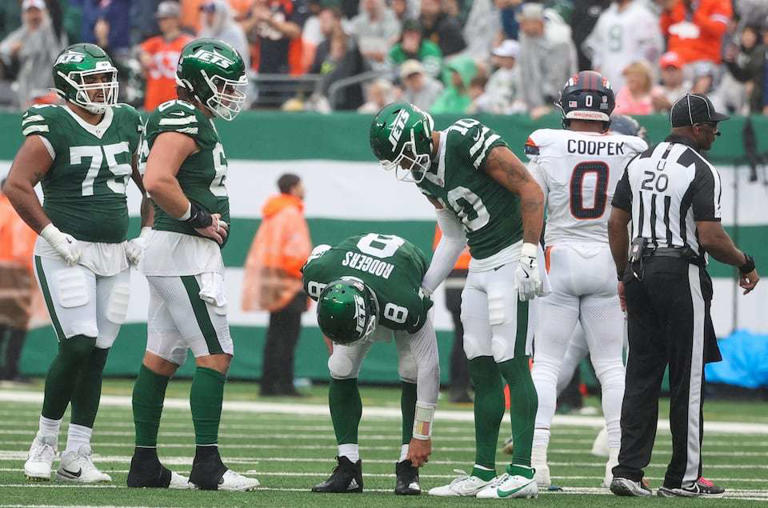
2;390;767;434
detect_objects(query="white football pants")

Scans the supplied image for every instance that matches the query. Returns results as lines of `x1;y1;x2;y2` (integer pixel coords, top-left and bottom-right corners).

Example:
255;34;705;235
532;243;625;449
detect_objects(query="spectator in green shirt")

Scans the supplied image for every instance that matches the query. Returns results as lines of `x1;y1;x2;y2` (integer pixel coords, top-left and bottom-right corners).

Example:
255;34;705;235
388;19;442;78
430;56;477;114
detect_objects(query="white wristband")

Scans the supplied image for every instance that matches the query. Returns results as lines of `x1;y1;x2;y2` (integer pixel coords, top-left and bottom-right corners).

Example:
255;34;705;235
40;223;63;243
413;402;436;440
176;202;192;221
521;242;537;258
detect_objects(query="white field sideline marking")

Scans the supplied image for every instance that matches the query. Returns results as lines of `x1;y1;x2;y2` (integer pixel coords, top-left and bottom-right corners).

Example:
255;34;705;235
0;485;765;501
1;451;767;470
2;391;767;435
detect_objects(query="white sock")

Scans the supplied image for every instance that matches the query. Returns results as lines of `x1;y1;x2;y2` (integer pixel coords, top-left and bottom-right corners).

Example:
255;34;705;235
533;428;550;448
65;424;92;454
398;444;409;462
473;464;493;472
338;443;359;463
38;415;61;438
532;443;548;465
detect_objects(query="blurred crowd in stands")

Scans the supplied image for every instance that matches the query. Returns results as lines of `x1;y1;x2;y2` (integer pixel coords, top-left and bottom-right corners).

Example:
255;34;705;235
0;0;766;115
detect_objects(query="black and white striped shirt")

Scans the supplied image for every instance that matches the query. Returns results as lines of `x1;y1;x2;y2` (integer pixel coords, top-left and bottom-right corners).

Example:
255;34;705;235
612;135;722;256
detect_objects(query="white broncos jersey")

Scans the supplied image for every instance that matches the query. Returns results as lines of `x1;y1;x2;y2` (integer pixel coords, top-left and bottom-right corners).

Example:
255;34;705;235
526;128;648;246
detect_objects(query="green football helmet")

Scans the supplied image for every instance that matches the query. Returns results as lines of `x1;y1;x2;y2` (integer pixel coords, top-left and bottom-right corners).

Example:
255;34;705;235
316;278;379;345
176;38;248;121
370;102;434;183
52;43;118;114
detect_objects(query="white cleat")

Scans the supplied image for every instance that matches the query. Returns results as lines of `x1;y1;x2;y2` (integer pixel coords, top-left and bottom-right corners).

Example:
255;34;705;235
216;469;260;491
428;470;496;497
170;471;192;489
591;427;609;458
602;448;619;488
24;434;57;481
56;445;112;483
476;472;538;499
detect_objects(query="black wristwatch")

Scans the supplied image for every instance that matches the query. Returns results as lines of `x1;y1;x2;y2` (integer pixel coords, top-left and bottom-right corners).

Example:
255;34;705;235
739;253;755;275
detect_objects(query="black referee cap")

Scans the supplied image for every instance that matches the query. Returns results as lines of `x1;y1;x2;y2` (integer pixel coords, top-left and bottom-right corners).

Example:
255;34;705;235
670;94;729;127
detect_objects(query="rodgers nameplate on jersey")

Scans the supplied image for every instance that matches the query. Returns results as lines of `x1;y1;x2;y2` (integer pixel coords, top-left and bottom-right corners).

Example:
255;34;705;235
141;98;231;244
415;119;522;261
302;233;433;334
21;102;141;243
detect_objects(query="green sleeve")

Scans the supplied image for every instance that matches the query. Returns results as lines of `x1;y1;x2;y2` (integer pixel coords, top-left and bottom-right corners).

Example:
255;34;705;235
20;105;60;156
146;100;214;151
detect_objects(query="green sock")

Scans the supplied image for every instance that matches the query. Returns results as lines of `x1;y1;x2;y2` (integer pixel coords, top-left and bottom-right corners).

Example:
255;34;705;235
132;364;170;447
400;382;417;444
507;464;535;479
70;347;109;428
497;299;537;468
469;356;505;471
329;378;361;444
41;335;96;420
472;464;498;481
190;367;225;446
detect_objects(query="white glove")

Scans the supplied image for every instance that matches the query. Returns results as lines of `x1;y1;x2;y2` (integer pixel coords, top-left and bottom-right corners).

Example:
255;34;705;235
40;224;81;266
515;242;542;302
126;227;151;266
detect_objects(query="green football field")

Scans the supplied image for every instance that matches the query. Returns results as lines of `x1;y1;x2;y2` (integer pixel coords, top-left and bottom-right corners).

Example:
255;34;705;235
0;379;766;507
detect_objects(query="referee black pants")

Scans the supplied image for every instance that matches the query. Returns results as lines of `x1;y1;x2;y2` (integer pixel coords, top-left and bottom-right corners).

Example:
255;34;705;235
613;257;720;488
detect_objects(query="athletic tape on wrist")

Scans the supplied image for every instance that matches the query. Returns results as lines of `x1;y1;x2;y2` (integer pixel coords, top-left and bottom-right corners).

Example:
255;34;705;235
521;242;538;259
413;403;436;440
177;202;192;221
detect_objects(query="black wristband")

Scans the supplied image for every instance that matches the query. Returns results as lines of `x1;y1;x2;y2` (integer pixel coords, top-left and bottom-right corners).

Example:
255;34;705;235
739;253;755;275
185;201;212;229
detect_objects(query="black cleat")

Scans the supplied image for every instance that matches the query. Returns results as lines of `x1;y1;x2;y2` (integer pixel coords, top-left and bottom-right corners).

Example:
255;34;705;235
188;447;228;491
658;477;725;498
127;448;189;489
312;456;363;493
394;459;420;495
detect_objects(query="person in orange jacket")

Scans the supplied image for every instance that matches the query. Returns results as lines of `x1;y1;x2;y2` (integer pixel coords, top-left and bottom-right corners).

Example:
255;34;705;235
659;0;732;66
0;179;38;381
433;226;472;403
242;173;312;396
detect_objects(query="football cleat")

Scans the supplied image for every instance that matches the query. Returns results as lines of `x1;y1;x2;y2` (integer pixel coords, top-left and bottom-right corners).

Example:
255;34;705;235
476;466;538;499
216;469;260;491
24;434;57;481
602;448;619;488
127;451;191;489
428;470;496;497
56;445;112;483
312;456;363;493
657;477;725;498
610;477;652;496
394;459;420;495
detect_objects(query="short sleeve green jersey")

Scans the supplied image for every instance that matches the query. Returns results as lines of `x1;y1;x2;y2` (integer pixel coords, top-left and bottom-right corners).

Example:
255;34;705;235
142;99;230;245
416;119;523;259
21;103;141;243
302;233;433;333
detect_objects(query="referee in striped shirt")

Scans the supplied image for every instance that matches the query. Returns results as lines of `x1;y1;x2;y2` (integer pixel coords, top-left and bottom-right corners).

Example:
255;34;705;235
607;94;760;498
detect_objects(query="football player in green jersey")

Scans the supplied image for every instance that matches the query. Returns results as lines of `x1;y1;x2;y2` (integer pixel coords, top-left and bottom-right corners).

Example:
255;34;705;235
370;103;547;499
3;43;151;483
127;38;258;491
302;234;439;495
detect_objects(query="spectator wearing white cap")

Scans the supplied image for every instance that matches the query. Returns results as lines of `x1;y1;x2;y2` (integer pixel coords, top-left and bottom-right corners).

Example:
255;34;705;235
0;0;63;108
652;51;691;112
474;40;525;114
357;78;395;113
583;0;662;91
516;2;577;118
398;58;443;111
199;1;250;69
